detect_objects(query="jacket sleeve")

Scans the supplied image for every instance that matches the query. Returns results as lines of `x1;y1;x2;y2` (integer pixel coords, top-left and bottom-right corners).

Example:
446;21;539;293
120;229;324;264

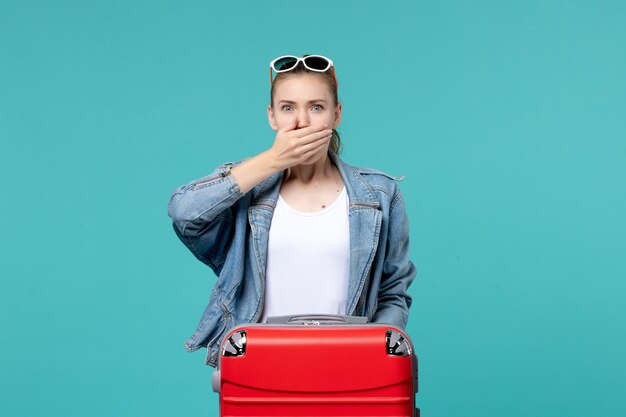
371;189;416;329
167;162;245;274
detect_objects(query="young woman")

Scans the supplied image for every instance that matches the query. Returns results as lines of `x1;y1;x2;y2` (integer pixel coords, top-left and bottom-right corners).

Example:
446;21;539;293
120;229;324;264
168;55;416;366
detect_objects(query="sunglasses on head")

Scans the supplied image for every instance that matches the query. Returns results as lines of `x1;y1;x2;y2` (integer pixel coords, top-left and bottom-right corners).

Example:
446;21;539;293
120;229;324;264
269;55;335;84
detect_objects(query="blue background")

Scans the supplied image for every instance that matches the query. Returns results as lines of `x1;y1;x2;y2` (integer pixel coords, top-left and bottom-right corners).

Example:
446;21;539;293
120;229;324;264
1;1;625;416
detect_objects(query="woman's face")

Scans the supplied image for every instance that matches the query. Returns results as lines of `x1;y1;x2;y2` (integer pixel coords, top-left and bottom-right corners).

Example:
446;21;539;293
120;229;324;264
268;73;342;134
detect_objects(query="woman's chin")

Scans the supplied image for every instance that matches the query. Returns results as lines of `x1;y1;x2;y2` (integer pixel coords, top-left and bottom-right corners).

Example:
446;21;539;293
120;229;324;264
299;152;327;166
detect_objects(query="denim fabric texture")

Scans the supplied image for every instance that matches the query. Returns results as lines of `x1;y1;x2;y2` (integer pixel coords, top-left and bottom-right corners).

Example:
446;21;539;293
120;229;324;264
168;153;416;367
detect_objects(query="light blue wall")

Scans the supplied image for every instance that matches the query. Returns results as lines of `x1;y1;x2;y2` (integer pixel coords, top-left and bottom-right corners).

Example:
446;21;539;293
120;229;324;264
1;1;625;416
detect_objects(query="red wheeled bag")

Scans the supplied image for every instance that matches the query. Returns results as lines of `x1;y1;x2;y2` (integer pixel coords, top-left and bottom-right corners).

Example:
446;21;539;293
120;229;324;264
212;314;419;417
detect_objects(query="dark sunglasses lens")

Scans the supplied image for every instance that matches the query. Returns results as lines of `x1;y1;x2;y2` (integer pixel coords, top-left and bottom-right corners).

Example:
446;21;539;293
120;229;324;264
304;56;330;71
274;57;298;71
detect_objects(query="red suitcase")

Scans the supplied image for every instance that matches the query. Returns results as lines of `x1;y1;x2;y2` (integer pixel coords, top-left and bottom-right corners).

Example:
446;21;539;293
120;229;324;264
212;314;419;417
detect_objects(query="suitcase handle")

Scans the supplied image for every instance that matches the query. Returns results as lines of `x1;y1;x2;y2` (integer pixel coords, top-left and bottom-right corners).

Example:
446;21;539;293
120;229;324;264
265;314;369;325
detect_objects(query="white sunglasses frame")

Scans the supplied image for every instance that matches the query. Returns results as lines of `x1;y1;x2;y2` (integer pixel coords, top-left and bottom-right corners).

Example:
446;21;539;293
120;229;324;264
269;55;335;84
270;55;334;73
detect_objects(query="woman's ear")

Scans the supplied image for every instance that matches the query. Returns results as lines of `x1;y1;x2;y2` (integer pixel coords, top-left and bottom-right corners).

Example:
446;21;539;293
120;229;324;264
333;103;343;129
267;105;278;131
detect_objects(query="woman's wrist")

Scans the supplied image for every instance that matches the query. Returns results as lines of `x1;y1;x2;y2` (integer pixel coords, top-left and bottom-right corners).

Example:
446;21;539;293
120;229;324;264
231;150;283;194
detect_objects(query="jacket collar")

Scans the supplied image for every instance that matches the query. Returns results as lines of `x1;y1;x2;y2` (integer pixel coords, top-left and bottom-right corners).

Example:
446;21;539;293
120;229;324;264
330;152;380;209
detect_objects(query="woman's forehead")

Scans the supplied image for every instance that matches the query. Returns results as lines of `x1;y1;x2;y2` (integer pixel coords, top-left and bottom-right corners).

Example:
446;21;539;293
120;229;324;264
273;74;333;101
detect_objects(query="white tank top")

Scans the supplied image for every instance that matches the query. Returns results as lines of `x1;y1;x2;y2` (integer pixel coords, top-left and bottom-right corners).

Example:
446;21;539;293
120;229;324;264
261;188;350;322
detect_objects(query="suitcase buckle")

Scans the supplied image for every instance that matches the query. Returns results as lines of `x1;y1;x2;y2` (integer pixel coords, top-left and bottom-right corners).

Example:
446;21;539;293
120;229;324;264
222;330;247;357
386;330;413;356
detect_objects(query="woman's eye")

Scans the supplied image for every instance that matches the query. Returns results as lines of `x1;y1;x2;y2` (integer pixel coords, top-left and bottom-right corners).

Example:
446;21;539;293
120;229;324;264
281;105;292;112
311;105;323;111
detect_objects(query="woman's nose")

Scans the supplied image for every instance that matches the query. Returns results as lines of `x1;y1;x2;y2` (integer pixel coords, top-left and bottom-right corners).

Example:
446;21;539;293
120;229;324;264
296;111;310;128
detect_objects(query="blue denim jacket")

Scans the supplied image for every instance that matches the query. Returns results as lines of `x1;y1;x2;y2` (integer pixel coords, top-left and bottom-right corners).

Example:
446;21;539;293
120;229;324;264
168;153;416;366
